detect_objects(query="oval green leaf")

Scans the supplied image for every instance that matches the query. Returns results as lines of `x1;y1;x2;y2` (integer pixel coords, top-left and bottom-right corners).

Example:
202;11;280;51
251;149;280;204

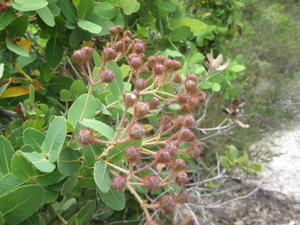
99;189;125;211
23;128;45;152
94;160;111;193
11;151;37;182
21;151;56;173
10;0;48;11
0;136;15;175
79;119;114;140
77;20;102;34
45;38;64;67
58;147;81;176
37;6;55;27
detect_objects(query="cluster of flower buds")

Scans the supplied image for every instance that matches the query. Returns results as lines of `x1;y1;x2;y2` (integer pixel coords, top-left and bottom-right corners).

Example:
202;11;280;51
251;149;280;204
74;26;211;225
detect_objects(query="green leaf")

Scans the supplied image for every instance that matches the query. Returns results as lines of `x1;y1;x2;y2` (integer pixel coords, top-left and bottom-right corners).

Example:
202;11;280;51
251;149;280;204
11;151;37;182
94;160;111;193
35;169;65;186
82;144;96;166
93;2;117;19
0;63;4;79
153;0;177;12
164;49;183;57
0;136;15;175
250;163;264;172
70;80;86;98
230;64;246;73
228;145;238;161
58;147;81;176
7;15;29;38
67;200;96;225
61;175;78;194
0;185;45;224
99;189;125;211
68;94;98;128
168;103;181;111
107;61;124;100
220;156;232;171
0;10;16;31
0;173;22;196
37;6;55;27
179;17;207;32
86;15;114;35
211;83;221;92
10;0;48;11
120;0;140;15
120;64;130;78
23;128;45;152
77;0;94;19
58;0;77;23
0;213;4;225
41;116;67;163
45;38;63;67
77;20;102;34
79;119;114;140
21;151;56;173
6;39;30;57
19;213;42;225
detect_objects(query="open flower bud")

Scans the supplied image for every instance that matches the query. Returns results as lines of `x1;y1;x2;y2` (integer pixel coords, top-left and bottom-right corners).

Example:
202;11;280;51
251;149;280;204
101;69;115;83
77;129;95;145
153;63;165;75
111;176;127;191
172;158;186;171
159;195;176;211
184;79;198;93
175;171;189;186
184;114;195;128
134;102;150;119
186;73;198;81
165;141;179;155
134;78;146;90
130;56;143;69
149;97;159;110
124;93;138;108
180;128;196;142
155;149;171;164
143;174;161;192
146;220;160;225
102;47;117;61
172;73;182;83
129;123;146;139
125;146;141;163
133;42;146;54
114;40;123;52
175;190;190;204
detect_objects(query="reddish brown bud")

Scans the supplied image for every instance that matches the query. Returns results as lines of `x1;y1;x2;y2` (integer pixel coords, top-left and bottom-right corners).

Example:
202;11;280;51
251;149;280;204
129;123;146;139
114;40;123;52
184;114;195;128
72;50;86;64
172;158;186;171
172;60;182;71
175;171;189;186
130;56;143;69
172;73;182;83
124;93;138;108
164;59;174;71
81;46;93;59
147;56;157;68
165;141;179;155
188;145;202;158
180;128;196;142
156;149;171;164
111;176;127;191
153;63;165;75
159;195;176;211
77;129;95;145
186;73;198;81
0;4;9;12
156;55;167;63
143;174;160;192
175;190;190;204
100;69;115;83
102;47;117;61
109;26;118;36
176;93;189;104
146;220;160;225
134;102;150;119
184;79;198;93
141;64;150;74
133;42;146;54
134;78;146;91
125;146;141;164
123;30;132;37
159;115;174;131
149;97;160;110
123;36;132;47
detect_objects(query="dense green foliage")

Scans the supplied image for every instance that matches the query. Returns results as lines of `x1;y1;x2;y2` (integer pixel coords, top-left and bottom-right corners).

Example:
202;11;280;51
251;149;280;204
0;0;261;224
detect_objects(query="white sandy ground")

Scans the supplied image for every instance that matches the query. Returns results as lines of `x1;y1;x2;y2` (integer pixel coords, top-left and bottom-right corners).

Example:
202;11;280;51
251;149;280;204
250;126;300;202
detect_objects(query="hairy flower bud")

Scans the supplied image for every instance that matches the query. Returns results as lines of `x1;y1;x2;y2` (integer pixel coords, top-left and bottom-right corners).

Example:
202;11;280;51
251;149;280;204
124;93;138;108
123;36;132;47
134;78;146;91
156;55;167;63
172;60;182;71
184;79;198;93
125;146;141;164
147;56;157;68
164;59;174;71
111;176;127;191
175;171;189;186
172;158;186;171
159;115;174;131
72;49;86;64
165;141;179;155
134;102;150;119
129;123;146;139
123;30;132;37
102;47;117;61
133;42;146;54
159;195;176;211
186;73;198;81
77;129;95;145
143;174;160;192
114;40;123;52
172;73;182;83
176;93;189;104
149;97;159;110
156;149;171;164
188;145;202;158
184;114;195;128
175;190;190;204
153;63;165;75
101;69;115;83
180;128;196;142
109;25;122;36
130;56;143;69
